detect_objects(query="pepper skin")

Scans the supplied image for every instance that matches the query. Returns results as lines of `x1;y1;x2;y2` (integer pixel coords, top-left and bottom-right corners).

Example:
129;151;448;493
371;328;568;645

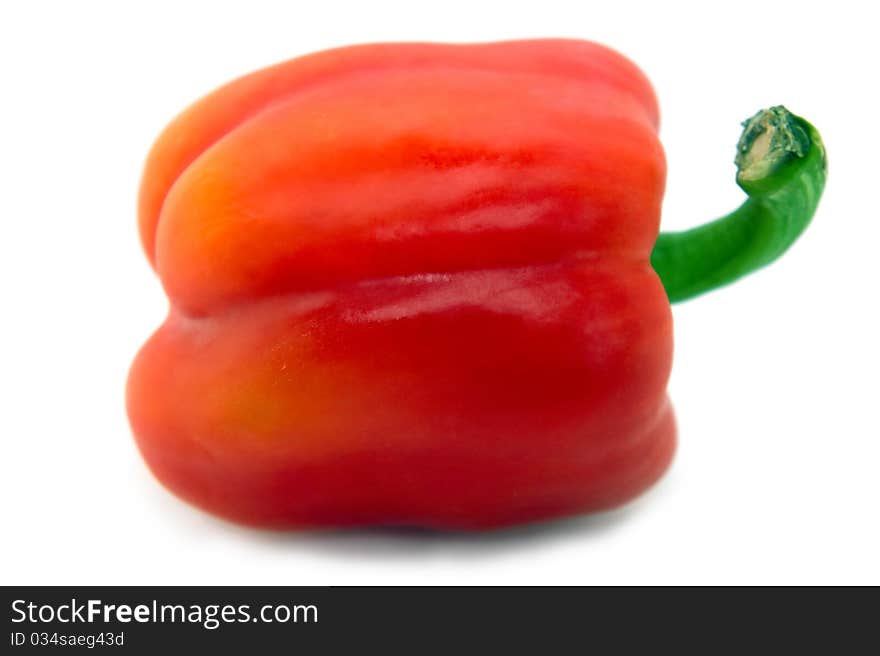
127;40;824;529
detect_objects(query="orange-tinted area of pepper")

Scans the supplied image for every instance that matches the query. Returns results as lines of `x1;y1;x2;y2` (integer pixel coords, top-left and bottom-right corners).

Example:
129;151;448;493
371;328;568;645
127;40;675;529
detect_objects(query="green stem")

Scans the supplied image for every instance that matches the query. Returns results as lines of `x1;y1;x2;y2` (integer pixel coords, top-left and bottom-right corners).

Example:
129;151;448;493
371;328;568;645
650;106;827;303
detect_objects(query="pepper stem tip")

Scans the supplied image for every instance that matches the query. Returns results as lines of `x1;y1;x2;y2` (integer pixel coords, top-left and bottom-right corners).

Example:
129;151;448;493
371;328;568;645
734;105;812;192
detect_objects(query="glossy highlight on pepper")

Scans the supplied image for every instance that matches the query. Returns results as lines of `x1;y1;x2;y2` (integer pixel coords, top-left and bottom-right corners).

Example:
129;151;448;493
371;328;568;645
127;40;825;529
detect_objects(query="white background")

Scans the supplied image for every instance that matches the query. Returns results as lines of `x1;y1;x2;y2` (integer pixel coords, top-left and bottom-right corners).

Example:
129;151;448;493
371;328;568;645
2;0;878;585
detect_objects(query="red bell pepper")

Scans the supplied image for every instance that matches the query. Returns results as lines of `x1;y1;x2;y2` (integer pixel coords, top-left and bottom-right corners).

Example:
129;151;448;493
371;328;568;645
127;40;825;529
